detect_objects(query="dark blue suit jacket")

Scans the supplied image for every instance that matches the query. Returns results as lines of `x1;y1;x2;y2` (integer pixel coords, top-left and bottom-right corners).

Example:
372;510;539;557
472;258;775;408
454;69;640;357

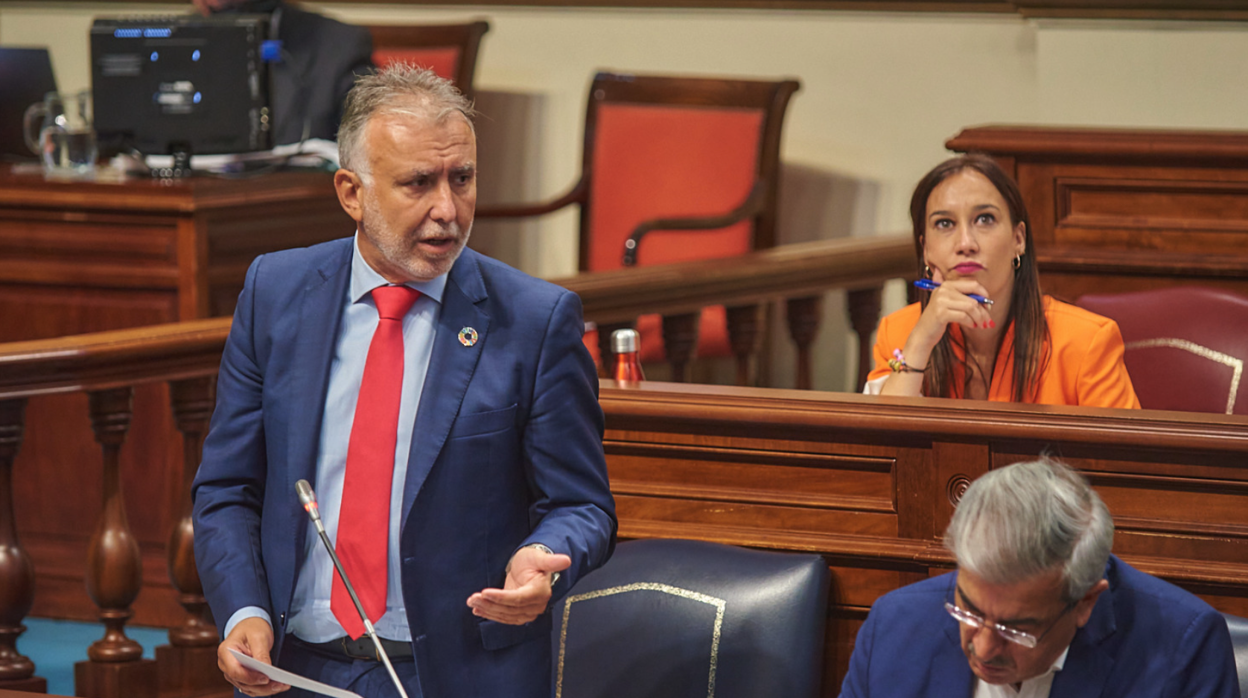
839;555;1239;698
192;239;617;698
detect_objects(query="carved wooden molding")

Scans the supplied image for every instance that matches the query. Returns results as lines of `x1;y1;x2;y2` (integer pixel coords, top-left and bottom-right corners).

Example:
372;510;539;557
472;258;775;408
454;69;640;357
1055;178;1248;236
600;381;1248;452
948;125;1248;163
556;235;914;326
0;168;336;213
51;0;1248;19
0;235;915;399
0;318;230;398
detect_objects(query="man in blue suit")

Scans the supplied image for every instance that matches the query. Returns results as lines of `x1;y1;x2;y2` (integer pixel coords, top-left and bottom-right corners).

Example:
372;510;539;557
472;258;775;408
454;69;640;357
192;64;616;698
839;458;1239;698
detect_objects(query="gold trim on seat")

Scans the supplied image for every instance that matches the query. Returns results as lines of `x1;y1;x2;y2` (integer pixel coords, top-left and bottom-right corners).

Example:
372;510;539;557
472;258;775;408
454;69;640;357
555;582;727;698
1125;338;1243;415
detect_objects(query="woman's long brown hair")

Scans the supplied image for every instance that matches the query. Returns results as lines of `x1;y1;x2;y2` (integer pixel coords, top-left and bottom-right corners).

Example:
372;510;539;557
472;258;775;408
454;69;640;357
908;154;1049;402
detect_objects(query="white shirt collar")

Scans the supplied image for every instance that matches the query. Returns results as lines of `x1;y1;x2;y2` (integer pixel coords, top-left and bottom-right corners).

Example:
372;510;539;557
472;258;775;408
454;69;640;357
349;232;448;305
973;646;1070;698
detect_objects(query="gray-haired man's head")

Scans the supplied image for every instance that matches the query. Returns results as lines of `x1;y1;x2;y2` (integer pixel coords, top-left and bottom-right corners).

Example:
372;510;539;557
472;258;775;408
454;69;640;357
337;63;476;182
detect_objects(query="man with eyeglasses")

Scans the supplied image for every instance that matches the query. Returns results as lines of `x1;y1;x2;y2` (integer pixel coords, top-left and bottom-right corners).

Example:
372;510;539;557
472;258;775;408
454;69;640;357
838;457;1239;698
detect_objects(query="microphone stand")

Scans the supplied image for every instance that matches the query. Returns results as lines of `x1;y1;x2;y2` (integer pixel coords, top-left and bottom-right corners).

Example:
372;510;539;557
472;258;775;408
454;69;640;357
296;479;410;698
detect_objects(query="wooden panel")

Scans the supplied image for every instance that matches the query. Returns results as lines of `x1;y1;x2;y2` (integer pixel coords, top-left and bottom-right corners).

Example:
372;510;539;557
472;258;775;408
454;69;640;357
0;211;178;264
599;381;1248;695
607;441;897;511
0;213;179;290
617;493;898;538
0;284;177;343
1058;179;1248;238
202;198;353;317
948;127;1248;304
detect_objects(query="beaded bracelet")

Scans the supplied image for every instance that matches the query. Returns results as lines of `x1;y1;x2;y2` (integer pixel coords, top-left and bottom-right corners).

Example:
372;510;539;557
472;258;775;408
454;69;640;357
888;348;927;374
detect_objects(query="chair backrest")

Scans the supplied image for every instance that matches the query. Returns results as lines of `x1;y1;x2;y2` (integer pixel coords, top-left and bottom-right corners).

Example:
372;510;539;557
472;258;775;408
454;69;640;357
367;21;489;99
577;72;800;273
1075;286;1248;414
553;538;829;698
1223;612;1248;697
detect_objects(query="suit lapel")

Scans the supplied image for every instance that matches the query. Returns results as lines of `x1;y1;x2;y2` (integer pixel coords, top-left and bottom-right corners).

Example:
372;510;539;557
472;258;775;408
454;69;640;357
286;243;352;524
401;252;489;523
1050;585;1117;698
937;576;977;698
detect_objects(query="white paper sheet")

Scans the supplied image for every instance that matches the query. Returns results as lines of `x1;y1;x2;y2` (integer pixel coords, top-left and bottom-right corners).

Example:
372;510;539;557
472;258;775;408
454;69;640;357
229;648;364;698
143;138;341;171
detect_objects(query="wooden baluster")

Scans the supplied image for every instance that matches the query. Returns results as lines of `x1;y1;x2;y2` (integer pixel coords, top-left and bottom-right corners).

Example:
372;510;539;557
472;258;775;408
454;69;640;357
596;322;633;379
726;304;762;387
76;387;157;698
787;296;822;390
661;313;699;383
0;398;46;693
157;378;228;698
847;286;883;392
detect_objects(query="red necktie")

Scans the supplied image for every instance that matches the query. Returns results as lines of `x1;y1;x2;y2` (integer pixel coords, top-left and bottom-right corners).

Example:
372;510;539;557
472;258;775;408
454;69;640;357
332;284;420;639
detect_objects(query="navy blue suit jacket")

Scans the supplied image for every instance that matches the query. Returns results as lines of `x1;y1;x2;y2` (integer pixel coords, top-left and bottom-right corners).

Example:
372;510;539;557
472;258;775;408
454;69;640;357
839;555;1239;698
192;239;617;698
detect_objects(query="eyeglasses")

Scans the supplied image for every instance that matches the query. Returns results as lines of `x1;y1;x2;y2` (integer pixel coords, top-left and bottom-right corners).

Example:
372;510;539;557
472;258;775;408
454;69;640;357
944;597;1075;650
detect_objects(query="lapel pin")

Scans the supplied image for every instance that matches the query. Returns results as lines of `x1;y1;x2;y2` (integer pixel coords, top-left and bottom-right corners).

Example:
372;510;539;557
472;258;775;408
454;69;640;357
458;327;479;347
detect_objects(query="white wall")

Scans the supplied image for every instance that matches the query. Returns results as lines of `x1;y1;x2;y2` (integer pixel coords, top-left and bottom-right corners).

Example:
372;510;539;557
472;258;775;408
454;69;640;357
3;2;1247;388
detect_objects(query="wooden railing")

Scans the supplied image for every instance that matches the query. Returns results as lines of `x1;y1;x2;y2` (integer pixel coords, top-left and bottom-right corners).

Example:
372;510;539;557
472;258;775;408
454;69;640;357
0;235;914;696
0;319;229;698
558;234;915;387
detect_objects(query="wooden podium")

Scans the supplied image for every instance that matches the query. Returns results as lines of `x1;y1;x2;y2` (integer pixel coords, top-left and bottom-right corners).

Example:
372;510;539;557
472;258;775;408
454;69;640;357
0;166;352;696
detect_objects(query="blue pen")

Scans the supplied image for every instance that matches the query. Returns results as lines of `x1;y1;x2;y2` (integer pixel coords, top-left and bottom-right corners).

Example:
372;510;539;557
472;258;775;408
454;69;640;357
914;278;994;306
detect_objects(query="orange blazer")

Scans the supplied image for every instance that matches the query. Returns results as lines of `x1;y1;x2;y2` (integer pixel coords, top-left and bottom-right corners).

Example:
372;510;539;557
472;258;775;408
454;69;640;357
868;296;1140;408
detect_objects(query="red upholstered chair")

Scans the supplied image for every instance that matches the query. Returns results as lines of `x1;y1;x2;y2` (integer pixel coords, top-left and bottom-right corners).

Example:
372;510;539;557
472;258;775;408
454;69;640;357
367;21;489;99
477;72;800;381
1075;287;1248;414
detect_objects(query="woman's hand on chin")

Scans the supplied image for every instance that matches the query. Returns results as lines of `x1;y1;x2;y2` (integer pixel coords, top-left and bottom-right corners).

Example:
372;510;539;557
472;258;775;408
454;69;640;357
912;276;995;352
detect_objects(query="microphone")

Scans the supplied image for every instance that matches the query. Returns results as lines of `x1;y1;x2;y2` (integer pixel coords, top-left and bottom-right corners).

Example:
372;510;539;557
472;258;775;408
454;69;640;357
295;479;409;698
296;479;321;525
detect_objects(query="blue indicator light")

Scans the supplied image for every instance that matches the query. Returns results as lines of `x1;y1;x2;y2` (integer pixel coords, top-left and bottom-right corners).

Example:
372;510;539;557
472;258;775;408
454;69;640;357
150;51;159;62
193;92;202;104
114;28;142;38
261;40;283;63
143;28;172;38
192;50;201;61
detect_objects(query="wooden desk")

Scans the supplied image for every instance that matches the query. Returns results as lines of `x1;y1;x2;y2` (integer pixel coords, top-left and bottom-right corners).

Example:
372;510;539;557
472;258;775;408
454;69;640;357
946;126;1248;302
599;381;1248;695
0;166;353;624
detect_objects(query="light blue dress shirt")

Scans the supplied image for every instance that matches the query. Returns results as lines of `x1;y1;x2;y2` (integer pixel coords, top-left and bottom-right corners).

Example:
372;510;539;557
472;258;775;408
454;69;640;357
223;234;445;642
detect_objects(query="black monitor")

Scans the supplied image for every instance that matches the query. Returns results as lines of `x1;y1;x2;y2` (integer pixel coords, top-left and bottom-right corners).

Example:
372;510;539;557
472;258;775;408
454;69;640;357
0;47;59;161
90;15;273;159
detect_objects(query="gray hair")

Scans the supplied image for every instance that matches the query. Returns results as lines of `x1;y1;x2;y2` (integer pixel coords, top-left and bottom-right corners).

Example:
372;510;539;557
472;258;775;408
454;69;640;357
944;457;1113;603
337;63;476;179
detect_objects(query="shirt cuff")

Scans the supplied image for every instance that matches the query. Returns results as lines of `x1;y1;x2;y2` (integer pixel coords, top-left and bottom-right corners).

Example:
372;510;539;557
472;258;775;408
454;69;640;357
224;606;273;639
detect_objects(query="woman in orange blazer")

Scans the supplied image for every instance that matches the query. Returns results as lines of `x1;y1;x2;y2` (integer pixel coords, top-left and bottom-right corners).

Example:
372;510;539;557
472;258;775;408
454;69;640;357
866;154;1139;408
